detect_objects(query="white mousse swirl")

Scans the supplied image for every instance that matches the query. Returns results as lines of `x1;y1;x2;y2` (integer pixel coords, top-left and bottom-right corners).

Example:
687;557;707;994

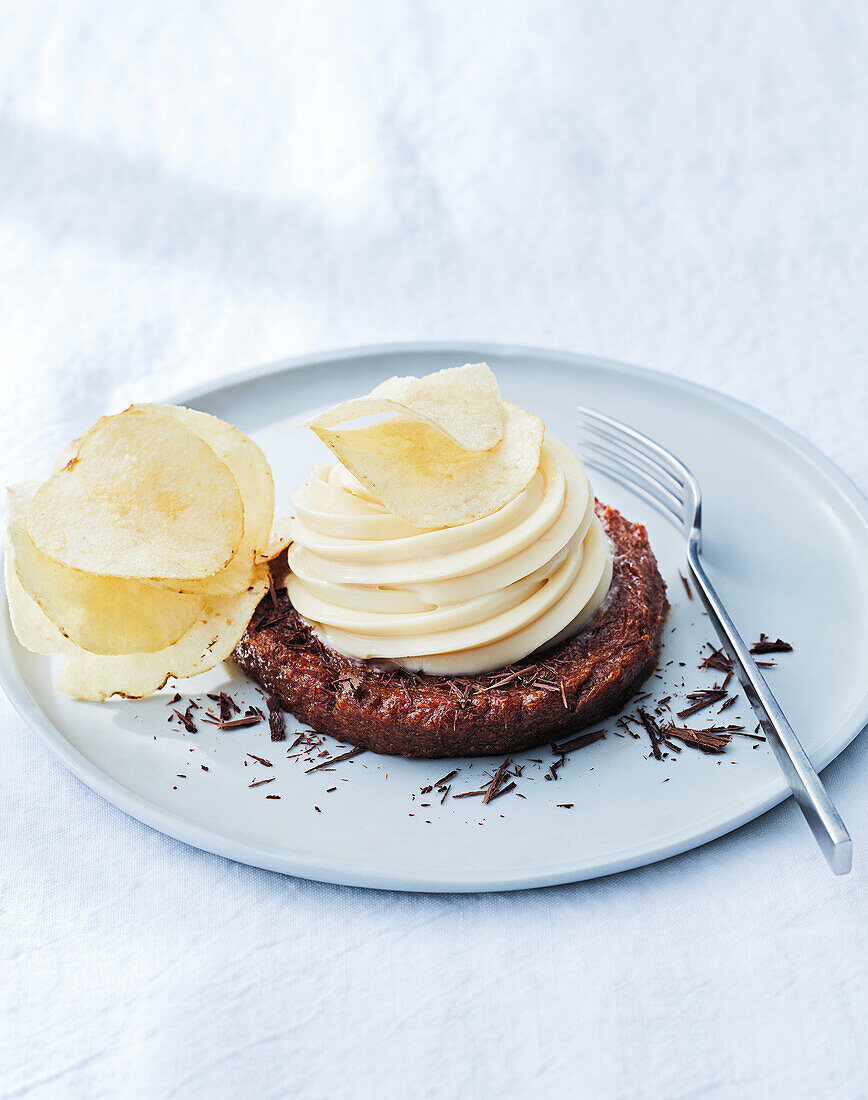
286;434;613;675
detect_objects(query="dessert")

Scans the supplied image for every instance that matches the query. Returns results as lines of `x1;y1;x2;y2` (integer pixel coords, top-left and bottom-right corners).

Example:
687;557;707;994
235;363;668;756
5;362;667;750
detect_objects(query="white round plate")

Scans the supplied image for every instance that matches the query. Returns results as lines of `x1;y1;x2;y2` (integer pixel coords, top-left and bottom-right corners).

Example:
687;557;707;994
3;344;868;891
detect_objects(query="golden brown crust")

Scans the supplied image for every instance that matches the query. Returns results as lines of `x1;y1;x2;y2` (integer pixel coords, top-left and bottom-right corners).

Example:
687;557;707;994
233;503;668;758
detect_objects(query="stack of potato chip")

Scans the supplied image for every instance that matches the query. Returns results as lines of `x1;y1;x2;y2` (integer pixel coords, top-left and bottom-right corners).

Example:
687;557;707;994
5;403;288;700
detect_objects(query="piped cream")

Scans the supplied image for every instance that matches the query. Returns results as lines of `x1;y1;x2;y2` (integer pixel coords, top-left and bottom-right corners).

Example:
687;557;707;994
285;433;613;675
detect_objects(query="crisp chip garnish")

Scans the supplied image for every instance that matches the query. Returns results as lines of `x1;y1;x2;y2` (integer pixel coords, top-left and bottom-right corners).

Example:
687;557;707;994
5;536;66;656
304;363;505;452
54;571;269;701
370;362;505;450
8;485;205;655
5;513;270;700
132;403;275;594
255;518;293;564
27;408;244;580
304;364;543;527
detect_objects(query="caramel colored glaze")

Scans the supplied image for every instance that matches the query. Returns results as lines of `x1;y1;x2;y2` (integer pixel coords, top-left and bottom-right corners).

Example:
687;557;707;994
233;503;668;759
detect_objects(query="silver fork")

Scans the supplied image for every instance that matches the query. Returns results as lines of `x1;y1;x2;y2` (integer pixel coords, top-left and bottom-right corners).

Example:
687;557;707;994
576;405;852;875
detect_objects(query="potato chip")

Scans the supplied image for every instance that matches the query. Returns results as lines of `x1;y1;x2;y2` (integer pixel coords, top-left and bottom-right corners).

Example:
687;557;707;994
51;437;82;475
7;518;269;700
6;548;269;700
5;537;68;656
310;398;544;528
8;485;204;655
371;362;504;450
131;404;274;594
255;518;293;564
55;569;269;700
302;362;504;452
27;408;243;580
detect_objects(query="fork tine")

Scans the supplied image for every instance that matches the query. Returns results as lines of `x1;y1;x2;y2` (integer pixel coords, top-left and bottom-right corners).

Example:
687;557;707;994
575;405;695;488
577;422;685;499
580;443;684;517
577;434;685;503
580;450;686;526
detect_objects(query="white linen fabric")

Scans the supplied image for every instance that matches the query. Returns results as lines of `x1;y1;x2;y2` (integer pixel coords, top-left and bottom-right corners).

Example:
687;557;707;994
1;3;866;1097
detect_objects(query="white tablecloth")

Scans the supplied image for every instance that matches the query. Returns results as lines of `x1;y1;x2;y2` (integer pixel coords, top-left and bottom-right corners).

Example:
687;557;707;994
2;4;867;1097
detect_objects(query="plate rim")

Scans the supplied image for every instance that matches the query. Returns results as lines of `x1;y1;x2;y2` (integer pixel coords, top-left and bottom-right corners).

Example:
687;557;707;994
3;341;867;891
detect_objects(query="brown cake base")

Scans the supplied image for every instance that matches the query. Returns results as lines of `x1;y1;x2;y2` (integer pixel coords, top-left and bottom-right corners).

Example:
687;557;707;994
233;503;668;758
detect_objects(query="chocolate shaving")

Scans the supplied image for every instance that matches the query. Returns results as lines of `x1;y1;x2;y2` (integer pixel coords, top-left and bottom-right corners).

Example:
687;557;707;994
552;730;606;755
171;708;198;733
661;723;732;754
207;692;240;721
677;689;727;719
750;635;793;655
679;571;693;600
201;714;262;730
476;669;525;691
435;769;459;786
699;645;732;674
255;611;293;631
481;759;512;804
305;747;365;774
637;708;664;760
249;777;276;788
246;753;273;767
267;696;286;742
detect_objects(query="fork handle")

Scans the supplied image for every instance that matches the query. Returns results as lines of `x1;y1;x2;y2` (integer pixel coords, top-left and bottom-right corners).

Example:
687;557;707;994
686;538;852;875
